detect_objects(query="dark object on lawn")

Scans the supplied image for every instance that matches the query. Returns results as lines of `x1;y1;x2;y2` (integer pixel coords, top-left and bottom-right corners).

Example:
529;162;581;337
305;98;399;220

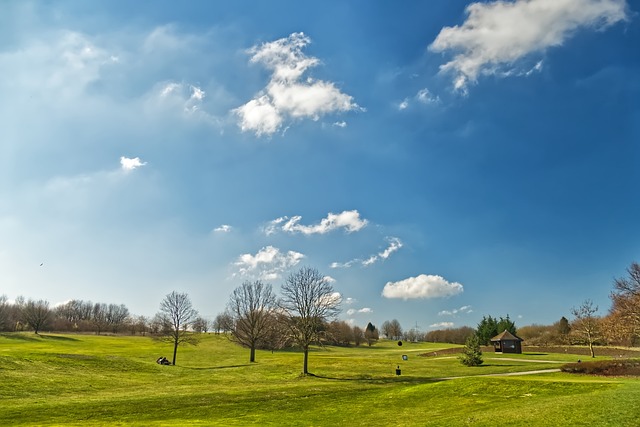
156;356;170;365
398;341;403;346
396;365;401;376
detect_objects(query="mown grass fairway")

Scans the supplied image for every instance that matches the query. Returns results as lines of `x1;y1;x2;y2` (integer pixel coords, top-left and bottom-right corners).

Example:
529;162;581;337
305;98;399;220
1;333;639;426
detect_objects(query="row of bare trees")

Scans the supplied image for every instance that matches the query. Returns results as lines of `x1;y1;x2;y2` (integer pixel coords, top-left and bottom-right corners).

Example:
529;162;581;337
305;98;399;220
141;267;346;372
222;266;345;374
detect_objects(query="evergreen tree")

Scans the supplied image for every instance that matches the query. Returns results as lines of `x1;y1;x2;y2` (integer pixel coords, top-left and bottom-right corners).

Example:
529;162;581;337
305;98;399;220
558;316;571;336
475;315;498;345
459;334;483;366
497;315;517;336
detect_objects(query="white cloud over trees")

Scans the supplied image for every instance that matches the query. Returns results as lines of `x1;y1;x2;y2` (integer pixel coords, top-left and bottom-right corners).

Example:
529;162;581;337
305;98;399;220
382;274;463;300
234;246;304;280
429;0;628;93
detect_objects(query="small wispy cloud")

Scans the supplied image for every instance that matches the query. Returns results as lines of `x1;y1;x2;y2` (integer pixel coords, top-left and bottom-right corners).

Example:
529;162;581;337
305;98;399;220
120;156;147;171
332;237;403;269
397;88;440;111
438;305;473;316
265;210;368;236
213;224;232;233
156;82;206;114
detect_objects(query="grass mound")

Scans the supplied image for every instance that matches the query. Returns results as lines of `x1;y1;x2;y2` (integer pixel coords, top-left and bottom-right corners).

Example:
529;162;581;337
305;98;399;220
562;359;640;376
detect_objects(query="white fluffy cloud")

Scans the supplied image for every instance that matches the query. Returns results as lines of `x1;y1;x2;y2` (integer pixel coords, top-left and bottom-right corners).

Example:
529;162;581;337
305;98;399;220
233;32;361;136
120;156;147;171
382;274;463;300
429;0;628;92
266;210;368;235
234;245;304;280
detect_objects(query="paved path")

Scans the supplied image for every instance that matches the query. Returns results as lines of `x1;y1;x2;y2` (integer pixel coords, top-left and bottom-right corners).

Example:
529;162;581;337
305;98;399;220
436;368;561;381
487;357;561;364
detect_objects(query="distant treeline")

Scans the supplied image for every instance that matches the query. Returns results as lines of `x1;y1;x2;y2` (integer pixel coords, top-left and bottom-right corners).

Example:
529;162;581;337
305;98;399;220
2;262;639;352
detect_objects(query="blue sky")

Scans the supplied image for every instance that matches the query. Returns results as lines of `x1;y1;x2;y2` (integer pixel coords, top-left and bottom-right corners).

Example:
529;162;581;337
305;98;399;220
1;0;638;332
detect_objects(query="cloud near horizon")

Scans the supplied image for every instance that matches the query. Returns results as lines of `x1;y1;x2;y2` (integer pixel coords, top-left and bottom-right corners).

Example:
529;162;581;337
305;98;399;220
233;32;361;136
429;322;455;329
382;274;463;300
347;307;373;315
429;0;628;93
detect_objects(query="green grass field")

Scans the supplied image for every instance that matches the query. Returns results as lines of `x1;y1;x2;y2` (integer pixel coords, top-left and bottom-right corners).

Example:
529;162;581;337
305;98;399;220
1;333;639;426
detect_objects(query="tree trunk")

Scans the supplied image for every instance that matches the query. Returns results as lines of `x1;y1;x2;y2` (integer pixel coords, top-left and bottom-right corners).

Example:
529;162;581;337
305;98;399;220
250;346;256;363
303;346;309;375
172;341;178;365
589;341;595;358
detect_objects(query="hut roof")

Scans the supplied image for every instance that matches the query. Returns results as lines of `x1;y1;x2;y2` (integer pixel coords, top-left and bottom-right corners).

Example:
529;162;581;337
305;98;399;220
490;330;523;342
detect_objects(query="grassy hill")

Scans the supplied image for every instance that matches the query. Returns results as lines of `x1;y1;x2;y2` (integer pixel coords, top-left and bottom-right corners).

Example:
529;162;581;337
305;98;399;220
1;333;639;426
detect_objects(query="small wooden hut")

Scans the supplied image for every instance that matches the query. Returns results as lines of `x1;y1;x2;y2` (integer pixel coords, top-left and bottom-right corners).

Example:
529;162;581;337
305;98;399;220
490;330;523;354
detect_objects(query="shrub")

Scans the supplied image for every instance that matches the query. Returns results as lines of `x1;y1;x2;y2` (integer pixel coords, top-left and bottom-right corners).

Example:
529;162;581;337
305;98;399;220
561;359;640;376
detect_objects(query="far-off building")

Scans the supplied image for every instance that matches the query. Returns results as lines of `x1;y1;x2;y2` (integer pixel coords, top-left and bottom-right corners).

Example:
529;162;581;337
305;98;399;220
490;330;523;354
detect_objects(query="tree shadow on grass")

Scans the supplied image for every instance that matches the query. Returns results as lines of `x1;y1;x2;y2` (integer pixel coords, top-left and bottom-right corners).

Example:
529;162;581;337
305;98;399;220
0;333;40;341
181;364;253;371
38;334;80;341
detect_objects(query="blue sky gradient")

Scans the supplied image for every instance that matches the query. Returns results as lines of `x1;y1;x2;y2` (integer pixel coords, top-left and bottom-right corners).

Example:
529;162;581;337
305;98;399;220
1;0;638;332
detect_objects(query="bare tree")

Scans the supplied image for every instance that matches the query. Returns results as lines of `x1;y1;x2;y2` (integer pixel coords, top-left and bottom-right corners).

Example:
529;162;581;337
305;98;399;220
106;303;130;333
381;319;403;340
610;262;640;343
0;295;8;331
192;316;210;333
571;299;600;358
92;303;108;335
326;320;354;346
226;280;277;362
352;325;364;346
158;291;200;365
21;299;52;334
279;267;341;375
213;312;233;334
